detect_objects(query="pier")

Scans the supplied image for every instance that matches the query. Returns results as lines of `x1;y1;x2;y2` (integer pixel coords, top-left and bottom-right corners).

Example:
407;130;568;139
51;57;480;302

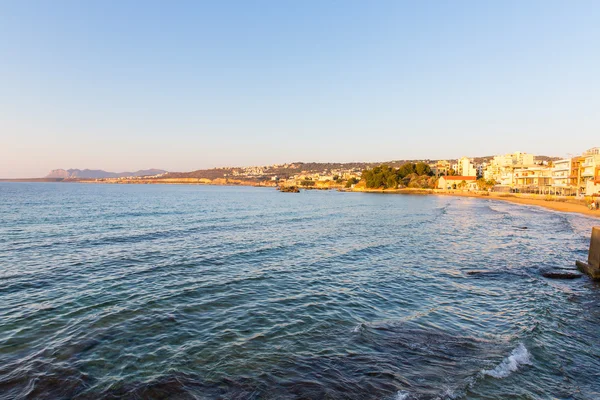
576;227;600;279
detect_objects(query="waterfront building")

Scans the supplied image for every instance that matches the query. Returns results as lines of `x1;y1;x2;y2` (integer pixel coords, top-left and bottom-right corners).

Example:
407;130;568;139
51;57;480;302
570;156;585;192
430;160;451;177
437;176;477;190
514;165;553;190
581;148;600;195
456;157;477;177
483;151;535;185
552;159;571;188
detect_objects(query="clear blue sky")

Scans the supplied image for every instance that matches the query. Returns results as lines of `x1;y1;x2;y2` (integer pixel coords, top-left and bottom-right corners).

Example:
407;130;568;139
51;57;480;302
1;0;599;177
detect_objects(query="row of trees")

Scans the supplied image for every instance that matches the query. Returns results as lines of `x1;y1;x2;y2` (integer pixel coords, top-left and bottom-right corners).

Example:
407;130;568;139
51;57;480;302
362;163;434;189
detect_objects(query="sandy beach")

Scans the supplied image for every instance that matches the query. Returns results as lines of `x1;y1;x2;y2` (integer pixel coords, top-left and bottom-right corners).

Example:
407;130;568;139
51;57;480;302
351;188;600;219
441;192;599;219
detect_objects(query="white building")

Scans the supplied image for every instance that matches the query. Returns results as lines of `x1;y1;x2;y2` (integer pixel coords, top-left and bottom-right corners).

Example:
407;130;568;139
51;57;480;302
514;165;553;188
552;159;571;188
456;157;477;177
483;152;536;185
437;176;477;190
582;149;600;195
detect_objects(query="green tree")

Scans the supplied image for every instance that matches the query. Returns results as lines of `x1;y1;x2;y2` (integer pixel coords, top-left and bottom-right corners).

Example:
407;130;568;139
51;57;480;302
345;177;360;188
386;174;398;189
362;165;400;189
476;178;497;191
397;163;416;178
415;162;433;176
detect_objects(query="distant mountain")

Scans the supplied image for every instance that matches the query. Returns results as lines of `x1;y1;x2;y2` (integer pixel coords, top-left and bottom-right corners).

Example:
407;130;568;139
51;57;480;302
45;168;167;179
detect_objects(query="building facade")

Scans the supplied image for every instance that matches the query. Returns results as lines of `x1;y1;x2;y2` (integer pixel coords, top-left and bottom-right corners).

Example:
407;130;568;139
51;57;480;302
552;159;571;188
483;151;535;185
437;176;477;190
582;149;600;195
514;165;553;188
430;160;451;177
456;157;477;177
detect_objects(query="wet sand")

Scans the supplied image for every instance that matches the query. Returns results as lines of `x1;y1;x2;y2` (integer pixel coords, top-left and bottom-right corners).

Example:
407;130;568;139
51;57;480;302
352;188;600;219
440;192;599;219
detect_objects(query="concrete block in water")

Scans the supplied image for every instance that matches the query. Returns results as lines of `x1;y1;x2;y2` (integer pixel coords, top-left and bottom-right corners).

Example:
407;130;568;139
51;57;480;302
576;227;600;280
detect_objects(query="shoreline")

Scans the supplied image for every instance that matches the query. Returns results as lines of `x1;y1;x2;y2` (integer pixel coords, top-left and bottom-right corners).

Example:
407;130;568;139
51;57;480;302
2;179;599;219
350;188;600;219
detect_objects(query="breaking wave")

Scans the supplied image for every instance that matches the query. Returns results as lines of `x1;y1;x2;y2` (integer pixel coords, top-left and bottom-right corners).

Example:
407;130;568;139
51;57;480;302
395;390;410;400
482;343;531;379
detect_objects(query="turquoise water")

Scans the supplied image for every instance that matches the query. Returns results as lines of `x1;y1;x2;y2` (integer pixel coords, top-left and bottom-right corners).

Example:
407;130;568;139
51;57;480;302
1;183;599;399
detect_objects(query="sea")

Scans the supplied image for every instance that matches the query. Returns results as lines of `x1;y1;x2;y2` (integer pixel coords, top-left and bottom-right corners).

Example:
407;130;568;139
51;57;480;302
1;183;599;399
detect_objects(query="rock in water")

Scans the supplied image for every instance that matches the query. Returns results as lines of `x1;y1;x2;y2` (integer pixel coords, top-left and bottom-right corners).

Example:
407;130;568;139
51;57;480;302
542;271;582;279
278;186;300;193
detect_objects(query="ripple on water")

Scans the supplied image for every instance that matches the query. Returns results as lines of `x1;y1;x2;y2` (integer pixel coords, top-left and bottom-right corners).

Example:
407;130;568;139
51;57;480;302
1;184;600;399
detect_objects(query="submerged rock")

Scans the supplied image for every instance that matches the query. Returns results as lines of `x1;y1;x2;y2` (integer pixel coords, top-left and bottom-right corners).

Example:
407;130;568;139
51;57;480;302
465;270;500;276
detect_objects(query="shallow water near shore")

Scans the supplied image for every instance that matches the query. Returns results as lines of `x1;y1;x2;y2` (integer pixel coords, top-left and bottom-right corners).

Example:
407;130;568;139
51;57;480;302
1;183;600;399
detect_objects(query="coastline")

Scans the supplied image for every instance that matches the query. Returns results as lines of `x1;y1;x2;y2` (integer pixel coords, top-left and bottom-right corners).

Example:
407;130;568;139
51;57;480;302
2;178;599;219
350;187;600;219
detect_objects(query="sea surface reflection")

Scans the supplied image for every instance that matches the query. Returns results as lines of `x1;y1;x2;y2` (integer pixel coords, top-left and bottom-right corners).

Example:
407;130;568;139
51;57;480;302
1;183;599;399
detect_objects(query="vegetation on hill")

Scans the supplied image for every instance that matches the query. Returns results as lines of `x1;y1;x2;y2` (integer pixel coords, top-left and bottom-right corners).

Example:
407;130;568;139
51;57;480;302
300;179;316;187
361;163;435;189
345;177;360;188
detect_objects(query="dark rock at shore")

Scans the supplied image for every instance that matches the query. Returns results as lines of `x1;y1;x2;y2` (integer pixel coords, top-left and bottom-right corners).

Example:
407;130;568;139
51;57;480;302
278;186;300;193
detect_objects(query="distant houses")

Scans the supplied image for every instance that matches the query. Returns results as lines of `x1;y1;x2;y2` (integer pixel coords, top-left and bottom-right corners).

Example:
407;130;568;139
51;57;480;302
431;148;600;196
431;160;451;177
483;151;535;186
508;148;600;195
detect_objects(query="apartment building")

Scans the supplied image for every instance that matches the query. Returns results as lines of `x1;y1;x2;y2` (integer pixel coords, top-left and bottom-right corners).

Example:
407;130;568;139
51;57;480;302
483;152;535;185
429;160;451;177
552;159;571;187
456;157;477;177
582;148;600;195
514;165;553;188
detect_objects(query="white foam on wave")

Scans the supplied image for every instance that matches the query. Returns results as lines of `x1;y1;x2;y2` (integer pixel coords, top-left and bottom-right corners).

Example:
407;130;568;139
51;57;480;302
395;390;410;400
482;343;531;379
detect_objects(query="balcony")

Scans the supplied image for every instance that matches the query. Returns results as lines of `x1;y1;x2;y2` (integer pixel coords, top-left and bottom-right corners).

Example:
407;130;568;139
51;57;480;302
582;171;595;178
